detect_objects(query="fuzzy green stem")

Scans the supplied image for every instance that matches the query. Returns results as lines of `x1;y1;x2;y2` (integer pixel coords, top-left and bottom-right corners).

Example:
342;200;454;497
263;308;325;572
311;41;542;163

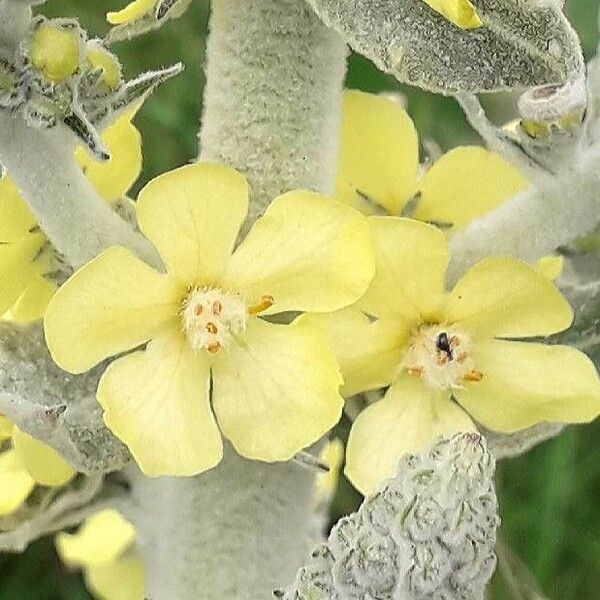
130;1;347;598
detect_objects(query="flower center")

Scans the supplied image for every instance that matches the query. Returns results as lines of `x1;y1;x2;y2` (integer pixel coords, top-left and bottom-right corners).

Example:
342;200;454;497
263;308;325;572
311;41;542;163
403;324;483;390
181;287;248;354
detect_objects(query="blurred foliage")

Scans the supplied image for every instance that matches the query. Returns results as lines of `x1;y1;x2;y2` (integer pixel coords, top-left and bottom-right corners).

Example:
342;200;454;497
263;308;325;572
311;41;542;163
1;0;600;598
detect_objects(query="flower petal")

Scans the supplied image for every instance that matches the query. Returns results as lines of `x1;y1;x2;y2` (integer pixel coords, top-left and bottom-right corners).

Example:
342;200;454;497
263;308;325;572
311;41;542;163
357;217;448;322
345;375;475;495
455;339;600;432
12;427;75;487
10;276;57;322
56;509;136;567
337;90;419;216
0;233;47;317
445;257;573;338
422;0;482;29
136;163;249;285
75;111;142;202
211;318;343;461
0;449;35;515
0;176;37;242
414;147;528;231
85;555;145;600
301;308;407;397
536;255;564;281
107;0;156;25
44;246;182;374
97;327;223;477
221;191;375;314
0;416;13;441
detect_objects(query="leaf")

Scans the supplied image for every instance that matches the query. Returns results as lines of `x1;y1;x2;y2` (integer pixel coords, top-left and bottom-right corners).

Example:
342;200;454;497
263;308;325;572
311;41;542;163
305;0;584;94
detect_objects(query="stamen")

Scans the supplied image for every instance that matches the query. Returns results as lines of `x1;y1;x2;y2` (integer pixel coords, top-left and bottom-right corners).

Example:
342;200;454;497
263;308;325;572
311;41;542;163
212;300;222;316
206;322;218;334
206;342;221;354
249;294;274;315
464;370;484;382
195;304;203;316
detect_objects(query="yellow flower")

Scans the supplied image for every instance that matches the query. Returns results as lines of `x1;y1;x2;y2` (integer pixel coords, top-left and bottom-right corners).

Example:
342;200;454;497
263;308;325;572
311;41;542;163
0;416;75;516
422;0;482;29
338;90;527;231
56;509;145;600
107;0;157;25
0;112;142;322
43;162;375;477
305;218;600;495
29;22;81;83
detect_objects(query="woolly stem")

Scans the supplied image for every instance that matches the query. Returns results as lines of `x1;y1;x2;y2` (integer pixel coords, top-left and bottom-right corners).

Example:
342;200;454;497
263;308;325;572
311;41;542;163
198;0;347;225
130;1;347;598
0;114;160;269
0;0;31;50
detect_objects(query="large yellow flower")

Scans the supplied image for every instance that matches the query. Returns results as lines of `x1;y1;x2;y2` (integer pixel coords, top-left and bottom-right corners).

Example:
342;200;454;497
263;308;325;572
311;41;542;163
338;90;527;231
107;0;157;25
0;112;142;322
305;218;600;495
56;509;145;600
44;162;375;477
0;415;75;516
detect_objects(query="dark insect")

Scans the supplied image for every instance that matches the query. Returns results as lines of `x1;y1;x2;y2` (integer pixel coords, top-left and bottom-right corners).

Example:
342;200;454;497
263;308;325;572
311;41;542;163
436;332;453;360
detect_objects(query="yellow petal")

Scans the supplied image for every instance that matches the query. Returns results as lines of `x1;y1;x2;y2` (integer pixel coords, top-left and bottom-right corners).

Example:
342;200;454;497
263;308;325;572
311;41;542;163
0;416;14;441
86;44;122;91
357;217;448;322
107;0;156;25
12;427;75;487
345;375;475;495
137;163;249;285
337;90;419;216
221;191;375;314
0;449;35;515
536;255;564;281
76;112;141;202
56;509;136;567
314;438;344;505
455;339;600;432
301;308;407;397
211;318;343;461
84;555;145;600
445;257;573;338
415;147;528;231
0;176;37;242
422;0;483;29
97;327;223;477
10;276;57;322
44;246;182;374
0;233;47;317
29;23;80;83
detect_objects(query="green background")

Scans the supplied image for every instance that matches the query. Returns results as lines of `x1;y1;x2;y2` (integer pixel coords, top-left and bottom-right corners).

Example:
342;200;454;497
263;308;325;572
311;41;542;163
1;1;600;598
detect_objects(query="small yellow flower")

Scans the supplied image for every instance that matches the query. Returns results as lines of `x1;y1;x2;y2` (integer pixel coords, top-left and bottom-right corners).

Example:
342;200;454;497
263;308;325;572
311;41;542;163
85;42;123;91
305;218;600;495
43;162;375;477
56;509;145;600
29;22;81;83
422;0;483;29
0;416;75;516
107;0;157;25
0;112;142;322
338;90;527;231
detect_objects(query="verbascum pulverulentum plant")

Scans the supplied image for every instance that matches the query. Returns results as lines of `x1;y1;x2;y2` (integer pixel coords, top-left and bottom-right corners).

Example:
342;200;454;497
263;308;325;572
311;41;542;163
1;0;600;598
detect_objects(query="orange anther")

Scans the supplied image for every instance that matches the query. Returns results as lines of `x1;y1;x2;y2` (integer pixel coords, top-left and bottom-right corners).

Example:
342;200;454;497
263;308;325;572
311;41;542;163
212;300;222;316
206;342;221;354
206;322;218;334
407;366;424;377
457;352;468;364
464;369;484;382
194;304;204;316
450;335;460;347
249;295;275;315
437;355;448;367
